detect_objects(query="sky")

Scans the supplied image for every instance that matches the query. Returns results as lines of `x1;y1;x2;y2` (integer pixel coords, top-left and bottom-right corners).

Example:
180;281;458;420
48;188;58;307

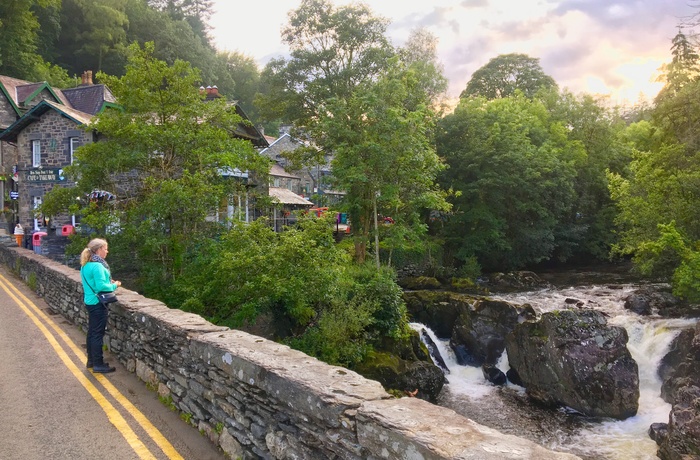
209;0;697;105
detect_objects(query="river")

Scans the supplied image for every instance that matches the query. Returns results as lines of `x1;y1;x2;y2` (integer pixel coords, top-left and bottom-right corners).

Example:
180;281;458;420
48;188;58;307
413;272;697;460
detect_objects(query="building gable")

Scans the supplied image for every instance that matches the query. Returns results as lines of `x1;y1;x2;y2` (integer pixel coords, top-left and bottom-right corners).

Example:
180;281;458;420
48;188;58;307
16;82;63;109
0;100;92;143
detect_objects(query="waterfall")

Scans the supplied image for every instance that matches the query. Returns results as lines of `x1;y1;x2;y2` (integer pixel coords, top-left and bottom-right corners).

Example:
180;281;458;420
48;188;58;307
413;283;697;460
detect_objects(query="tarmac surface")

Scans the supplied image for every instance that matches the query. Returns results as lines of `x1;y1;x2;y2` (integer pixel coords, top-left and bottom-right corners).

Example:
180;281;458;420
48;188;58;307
0;264;225;460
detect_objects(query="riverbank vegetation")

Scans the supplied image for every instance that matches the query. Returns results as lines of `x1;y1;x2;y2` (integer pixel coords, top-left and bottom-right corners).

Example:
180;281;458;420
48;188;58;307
23;0;700;367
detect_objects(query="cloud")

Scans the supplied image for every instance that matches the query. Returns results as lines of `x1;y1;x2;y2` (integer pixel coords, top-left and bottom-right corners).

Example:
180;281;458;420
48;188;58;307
461;0;489;7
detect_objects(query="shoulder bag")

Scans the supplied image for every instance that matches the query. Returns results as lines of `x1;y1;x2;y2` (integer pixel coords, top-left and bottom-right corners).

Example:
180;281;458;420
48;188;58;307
81;271;118;305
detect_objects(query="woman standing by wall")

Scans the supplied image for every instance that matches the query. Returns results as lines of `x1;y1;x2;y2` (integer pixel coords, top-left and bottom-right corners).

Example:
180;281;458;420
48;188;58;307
80;238;120;373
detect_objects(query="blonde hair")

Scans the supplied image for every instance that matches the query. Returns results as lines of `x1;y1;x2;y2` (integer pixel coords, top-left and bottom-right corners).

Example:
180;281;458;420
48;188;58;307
80;238;108;266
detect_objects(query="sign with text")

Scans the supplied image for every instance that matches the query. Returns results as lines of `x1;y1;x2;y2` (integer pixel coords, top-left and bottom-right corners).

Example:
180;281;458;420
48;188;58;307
26;168;65;183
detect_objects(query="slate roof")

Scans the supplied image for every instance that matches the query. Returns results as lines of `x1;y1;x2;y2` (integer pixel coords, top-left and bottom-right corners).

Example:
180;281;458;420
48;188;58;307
61;84;116;116
269;187;313;206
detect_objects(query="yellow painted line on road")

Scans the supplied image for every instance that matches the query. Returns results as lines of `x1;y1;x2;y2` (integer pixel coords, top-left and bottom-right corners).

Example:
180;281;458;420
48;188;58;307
0;273;185;460
0;275;157;460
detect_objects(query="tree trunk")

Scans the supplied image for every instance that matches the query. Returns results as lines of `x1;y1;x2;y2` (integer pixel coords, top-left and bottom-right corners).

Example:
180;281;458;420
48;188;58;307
373;193;380;269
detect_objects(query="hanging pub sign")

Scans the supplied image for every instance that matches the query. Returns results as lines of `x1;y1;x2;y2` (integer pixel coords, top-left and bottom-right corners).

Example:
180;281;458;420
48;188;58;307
26;168;66;183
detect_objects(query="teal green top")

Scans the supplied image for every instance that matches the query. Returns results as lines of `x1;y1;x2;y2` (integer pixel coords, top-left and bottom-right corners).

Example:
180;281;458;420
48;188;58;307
81;262;117;306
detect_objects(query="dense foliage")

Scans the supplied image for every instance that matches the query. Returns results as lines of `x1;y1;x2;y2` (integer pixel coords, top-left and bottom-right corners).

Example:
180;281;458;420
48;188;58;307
608;28;700;301
42;42;269;296
174;217;409;366
437;93;584;270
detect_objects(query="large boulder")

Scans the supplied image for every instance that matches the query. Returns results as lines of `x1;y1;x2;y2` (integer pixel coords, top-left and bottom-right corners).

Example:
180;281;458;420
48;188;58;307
660;322;700;404
656;385;700;460
505;309;640;420
450;299;536;366
403;291;475;338
624;287;682;316
655;321;700;459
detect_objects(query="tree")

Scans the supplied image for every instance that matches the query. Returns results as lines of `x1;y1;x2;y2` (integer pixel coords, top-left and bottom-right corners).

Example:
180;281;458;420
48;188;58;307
538;89;632;261
322;61;449;266
460;53;557;100
256;0;393;129
437;94;583;271
609;122;700;278
216;51;261;122
398;28;448;108
41;42;269;298
54;0;130;75
0;0;71;85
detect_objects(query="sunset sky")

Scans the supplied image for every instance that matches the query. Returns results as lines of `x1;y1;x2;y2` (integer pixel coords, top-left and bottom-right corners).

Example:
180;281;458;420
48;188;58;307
209;0;696;105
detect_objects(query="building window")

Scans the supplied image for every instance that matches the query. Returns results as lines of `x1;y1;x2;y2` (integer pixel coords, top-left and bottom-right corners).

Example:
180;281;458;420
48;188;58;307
69;137;79;164
32;140;41;167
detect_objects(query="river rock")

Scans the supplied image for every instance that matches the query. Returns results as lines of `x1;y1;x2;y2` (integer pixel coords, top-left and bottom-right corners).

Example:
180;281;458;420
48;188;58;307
658;327;696;391
655;321;700;459
505;309;640;419
450;299;536;366
648;422;669;444
399;276;442;290
660;321;700;404
420;328;449;373
657;385;700;460
482;271;552;293
355;330;445;401
403;290;475;338
624;287;681;316
482;364;507;386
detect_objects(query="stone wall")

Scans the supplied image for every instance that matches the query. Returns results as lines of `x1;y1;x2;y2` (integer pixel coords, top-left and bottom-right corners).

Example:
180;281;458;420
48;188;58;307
0;242;581;460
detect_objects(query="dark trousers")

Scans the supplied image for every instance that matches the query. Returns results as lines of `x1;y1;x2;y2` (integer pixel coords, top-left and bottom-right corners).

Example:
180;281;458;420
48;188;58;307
86;303;108;366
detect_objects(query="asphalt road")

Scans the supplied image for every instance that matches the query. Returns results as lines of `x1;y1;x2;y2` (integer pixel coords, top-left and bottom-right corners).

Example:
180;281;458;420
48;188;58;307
0;265;225;460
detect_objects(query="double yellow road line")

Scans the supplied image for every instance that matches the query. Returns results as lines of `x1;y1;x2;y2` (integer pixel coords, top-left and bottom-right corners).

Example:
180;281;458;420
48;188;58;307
0;272;184;460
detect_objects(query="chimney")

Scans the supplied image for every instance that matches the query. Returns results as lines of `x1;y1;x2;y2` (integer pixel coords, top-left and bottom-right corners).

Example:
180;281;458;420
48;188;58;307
81;71;87;85
210;85;219;96
86;70;93;85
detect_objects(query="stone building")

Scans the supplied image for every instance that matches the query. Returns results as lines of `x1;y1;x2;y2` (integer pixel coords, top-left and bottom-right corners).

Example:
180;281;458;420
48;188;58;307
0;71;115;235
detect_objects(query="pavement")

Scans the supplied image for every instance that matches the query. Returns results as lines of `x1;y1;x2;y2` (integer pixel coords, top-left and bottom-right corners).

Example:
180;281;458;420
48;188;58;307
0;264;225;460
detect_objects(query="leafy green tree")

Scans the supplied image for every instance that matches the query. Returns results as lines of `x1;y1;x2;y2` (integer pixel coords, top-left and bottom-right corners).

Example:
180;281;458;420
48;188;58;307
437;94;583;271
608;123;700;278
608;29;700;302
175;217;408;367
216;51;261;122
398;28;448;108
147;0;213;44
460;53;557;100
53;0;130;75
321;61;449;266
539;89;632;261
41;42;269;297
256;0;393;129
0;0;71;85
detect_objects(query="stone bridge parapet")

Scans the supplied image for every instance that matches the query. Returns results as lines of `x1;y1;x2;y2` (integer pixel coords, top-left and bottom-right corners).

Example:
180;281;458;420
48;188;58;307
0;242;580;460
